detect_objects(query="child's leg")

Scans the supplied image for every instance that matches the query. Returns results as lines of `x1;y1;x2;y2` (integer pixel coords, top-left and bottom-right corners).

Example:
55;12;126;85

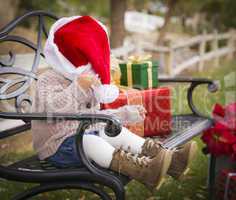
83;134;115;168
98;127;145;154
83;132;173;190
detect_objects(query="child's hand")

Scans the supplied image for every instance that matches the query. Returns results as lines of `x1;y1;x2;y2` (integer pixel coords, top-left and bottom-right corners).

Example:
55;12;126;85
136;105;146;119
122;105;146;124
77;74;101;91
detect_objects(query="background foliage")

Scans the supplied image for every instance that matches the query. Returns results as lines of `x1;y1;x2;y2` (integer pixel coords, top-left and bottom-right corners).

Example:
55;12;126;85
12;0;236;31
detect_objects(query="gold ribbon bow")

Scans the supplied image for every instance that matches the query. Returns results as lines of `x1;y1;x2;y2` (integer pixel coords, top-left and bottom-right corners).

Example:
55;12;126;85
127;54;153;88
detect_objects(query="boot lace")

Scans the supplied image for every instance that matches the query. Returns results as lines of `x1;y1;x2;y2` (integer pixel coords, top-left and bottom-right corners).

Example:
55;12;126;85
145;138;163;150
120;150;151;167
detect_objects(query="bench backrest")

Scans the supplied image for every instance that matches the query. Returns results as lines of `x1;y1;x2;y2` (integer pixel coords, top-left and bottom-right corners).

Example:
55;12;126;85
0;11;58;113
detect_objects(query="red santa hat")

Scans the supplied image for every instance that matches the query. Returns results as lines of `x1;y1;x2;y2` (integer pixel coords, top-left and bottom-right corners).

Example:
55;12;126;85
44;15;119;103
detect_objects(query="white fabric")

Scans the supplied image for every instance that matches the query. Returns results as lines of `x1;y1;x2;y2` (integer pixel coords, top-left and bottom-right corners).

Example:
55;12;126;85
94;84;119;104
83;134;115;168
44;15;119;103
82;127;145;169
121;105;146;124
99;127;145;154
83;105;146;129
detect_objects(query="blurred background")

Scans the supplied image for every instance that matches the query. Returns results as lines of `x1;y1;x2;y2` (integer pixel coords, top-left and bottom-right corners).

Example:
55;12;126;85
0;0;236;76
0;1;235;200
1;0;236;45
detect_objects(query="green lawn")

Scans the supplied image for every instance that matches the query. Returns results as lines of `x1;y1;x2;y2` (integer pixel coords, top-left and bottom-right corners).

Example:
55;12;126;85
0;59;235;200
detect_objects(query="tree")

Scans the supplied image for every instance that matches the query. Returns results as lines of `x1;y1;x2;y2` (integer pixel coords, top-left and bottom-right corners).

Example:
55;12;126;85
157;0;179;45
174;0;236;32
0;0;19;28
202;0;236;31
174;0;205;29
110;0;127;48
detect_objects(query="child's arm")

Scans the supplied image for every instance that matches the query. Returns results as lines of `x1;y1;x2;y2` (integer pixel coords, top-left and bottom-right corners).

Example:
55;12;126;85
36;72;90;113
36;70;145;124
100;105;146;125
77;104;146;125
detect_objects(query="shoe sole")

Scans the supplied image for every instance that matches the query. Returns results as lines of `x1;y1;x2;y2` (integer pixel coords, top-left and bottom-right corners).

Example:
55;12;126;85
156;149;173;190
178;141;198;180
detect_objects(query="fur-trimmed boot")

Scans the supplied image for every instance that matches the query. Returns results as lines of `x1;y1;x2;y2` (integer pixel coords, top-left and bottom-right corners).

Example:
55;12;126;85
141;139;198;179
109;148;173;190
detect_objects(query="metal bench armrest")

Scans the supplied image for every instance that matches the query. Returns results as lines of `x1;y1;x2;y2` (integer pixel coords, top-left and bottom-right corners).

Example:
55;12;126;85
159;77;218;117
0;112;122;137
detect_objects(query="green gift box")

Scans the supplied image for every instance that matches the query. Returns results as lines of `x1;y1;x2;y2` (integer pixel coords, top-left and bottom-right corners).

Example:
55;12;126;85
119;59;159;90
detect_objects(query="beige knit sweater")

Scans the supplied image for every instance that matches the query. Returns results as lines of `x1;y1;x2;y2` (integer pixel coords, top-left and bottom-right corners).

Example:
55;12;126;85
32;68;141;160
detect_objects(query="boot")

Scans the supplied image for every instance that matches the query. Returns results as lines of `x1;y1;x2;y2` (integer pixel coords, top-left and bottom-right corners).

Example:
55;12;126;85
167;141;198;179
109;148;173;190
141;139;198;179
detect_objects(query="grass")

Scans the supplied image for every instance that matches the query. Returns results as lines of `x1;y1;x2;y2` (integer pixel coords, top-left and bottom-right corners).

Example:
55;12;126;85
0;59;235;199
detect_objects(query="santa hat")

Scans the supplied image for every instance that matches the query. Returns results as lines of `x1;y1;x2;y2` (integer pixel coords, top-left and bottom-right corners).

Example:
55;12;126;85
44;15;119;103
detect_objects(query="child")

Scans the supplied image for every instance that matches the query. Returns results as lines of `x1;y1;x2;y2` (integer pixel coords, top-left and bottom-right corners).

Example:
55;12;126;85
32;15;197;189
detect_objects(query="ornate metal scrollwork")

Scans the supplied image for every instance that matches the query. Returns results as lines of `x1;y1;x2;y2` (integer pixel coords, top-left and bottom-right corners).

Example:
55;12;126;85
0;11;58;112
0;51;15;67
0;68;37;99
16;93;33;113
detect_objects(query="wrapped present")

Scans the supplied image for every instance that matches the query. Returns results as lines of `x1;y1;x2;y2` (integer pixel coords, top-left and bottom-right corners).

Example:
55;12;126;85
110;55;121;85
102;87;144;137
142;88;171;137
101;87;172;137
216;169;236;200
119;55;159;89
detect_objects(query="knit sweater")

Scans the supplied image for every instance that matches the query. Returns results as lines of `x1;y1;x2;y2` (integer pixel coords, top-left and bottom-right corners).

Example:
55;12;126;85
32;69;142;160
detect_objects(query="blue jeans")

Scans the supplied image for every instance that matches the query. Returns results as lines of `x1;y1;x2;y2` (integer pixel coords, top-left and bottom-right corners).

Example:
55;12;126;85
46;131;99;168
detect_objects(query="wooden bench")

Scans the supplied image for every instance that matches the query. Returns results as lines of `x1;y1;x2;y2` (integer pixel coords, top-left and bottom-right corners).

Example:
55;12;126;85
0;10;218;200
